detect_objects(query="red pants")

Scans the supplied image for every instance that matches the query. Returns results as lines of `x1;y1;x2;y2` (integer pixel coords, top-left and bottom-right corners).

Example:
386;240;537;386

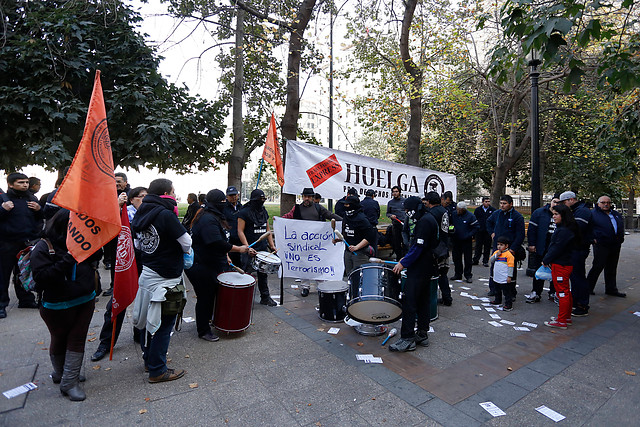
552;264;573;324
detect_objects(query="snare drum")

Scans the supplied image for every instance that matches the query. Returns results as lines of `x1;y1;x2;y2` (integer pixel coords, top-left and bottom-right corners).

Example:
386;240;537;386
401;271;439;321
346;264;402;324
317;281;348;322
214;272;256;333
252;251;281;274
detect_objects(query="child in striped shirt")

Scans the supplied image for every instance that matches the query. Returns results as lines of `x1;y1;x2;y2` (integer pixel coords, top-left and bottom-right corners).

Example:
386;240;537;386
489;236;516;311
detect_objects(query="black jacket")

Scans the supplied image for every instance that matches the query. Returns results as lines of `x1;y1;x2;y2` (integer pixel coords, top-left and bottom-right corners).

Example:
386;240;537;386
361;197;380;226
0;188;43;242
542;224;576;266
591;206;624;246
473;204;496;232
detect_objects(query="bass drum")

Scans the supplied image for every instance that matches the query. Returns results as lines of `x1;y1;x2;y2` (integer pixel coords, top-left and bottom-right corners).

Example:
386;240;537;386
346;264;402;325
214;272;256;333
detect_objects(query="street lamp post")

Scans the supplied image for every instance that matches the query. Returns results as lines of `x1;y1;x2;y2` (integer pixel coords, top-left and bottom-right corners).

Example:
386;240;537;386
529;56;542;212
328;5;334;212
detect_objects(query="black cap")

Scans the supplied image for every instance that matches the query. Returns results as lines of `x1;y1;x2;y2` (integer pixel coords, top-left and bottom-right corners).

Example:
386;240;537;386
365;189;375;197
347;187;358;196
226;186;239;195
302;187;315;196
206;189;226;204
344;195;360;207
314;193;322;199
250;189;266;200
404;196;422;212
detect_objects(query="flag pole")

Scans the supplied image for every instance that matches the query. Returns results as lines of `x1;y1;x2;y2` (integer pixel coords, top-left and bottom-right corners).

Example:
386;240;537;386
109;315;116;361
256;158;264;189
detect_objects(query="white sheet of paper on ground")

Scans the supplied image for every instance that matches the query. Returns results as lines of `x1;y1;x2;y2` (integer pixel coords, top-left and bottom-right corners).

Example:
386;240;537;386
543;287;550;291
3;383;37;399
489;314;501;319
479;278;490;281
479;401;506;417
327;327;340;335
290;284;299;289
513;326;530;331
488;321;503;327
482;303;491;306
356;354;374;361
535;405;566;422
522;322;538;328
428;326;434;333
472;306;482;311
633;311;640;317
182;317;195;323
500;320;516;325
485;307;496;312
450;332;467;338
460;286;471;290
460;292;470;297
365;357;383;364
480;297;490;302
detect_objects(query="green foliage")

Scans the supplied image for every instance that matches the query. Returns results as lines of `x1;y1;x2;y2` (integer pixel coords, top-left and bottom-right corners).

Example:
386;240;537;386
0;0;227;173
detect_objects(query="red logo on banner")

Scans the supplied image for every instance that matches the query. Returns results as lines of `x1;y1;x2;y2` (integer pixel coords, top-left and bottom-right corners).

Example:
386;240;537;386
306;154;343;187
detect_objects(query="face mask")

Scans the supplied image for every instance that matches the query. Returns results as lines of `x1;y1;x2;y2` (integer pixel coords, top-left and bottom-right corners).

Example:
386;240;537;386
345;209;356;217
406;210;415;219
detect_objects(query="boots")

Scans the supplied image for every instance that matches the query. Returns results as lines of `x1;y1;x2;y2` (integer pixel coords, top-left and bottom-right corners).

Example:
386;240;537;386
50;354;86;384
60;351;86;401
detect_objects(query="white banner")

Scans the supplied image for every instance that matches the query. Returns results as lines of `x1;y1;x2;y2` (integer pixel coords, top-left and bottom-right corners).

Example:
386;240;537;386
273;217;345;280
283;140;457;203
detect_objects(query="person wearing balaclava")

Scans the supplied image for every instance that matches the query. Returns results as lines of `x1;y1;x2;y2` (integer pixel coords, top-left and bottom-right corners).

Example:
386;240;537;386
0;172;42;318
390;196;438;352
237;189;278;306
340;195;375;277
186;189;251;342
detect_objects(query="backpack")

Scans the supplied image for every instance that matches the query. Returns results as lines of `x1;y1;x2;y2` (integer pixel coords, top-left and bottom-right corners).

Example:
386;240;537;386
16;239;55;292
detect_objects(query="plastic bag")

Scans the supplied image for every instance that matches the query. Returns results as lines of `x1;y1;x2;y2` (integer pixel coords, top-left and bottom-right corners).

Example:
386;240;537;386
535;265;552;281
183;248;194;270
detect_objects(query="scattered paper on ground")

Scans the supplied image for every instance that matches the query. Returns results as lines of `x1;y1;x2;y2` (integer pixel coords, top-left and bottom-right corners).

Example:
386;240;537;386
327;327;340;335
500;320;516;325
522;322;538;328
460;286;471;290
485;307;496;312
633;311;640;317
3;382;37;399
536;405;566;422
356;354;374;361
428;326;434;333
291;284;299;289
472;306;482;311
479;401;506;417
450;332;467;338
514;326;530;331
365;357;383;364
488;321;503;327
182;317;195;323
490;314;501;319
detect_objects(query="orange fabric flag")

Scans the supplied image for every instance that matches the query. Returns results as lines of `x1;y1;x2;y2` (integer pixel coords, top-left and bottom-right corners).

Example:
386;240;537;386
262;113;285;186
52;70;121;262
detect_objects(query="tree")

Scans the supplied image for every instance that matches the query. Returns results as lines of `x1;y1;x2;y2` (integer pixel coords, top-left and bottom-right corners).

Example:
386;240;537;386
0;0;227;173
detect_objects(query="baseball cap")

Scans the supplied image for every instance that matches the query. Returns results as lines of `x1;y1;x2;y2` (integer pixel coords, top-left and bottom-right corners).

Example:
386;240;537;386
226;186;239;195
457;201;467;210
559;191;576;201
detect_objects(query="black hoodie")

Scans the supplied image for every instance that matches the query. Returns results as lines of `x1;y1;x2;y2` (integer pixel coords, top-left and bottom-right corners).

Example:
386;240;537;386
131;194;187;278
190;200;233;268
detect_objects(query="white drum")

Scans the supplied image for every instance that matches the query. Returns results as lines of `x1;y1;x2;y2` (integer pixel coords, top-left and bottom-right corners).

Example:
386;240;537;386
252;251;281;274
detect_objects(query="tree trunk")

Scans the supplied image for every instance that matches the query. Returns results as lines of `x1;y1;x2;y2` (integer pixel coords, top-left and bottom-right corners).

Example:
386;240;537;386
280;0;316;215
228;9;246;191
400;0;422;166
490;165;508;207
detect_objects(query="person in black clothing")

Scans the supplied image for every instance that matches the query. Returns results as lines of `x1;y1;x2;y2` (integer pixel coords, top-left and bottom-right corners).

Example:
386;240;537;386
198;193;206;206
223;186;243;268
361;189;380;254
181;193;200;231
31;209;101;401
314;193;322;204
450;201;480;283
423;191;453;306
387;186;407;261
186;189;251;341
237;189;277;306
472;197;496;266
0;172;42;317
340;195;375;276
28;177;41;195
390;196;438;352
335;187;358;218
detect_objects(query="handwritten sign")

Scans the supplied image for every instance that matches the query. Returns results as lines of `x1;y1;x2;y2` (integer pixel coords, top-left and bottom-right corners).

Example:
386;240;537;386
273;217;345;280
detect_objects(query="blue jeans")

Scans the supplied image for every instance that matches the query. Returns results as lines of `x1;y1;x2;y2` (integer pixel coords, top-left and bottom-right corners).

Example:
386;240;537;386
140;313;177;377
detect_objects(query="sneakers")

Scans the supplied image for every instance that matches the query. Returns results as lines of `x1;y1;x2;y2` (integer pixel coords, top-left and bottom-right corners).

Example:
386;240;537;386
102;287;113;297
300;288;309;297
489;300;501;306
148;368;186;383
548;292;555;301
450;276;462;281
572;307;589;317
199;332;220;342
389;338;416;352
437;298;452;306
503;304;513;312
544;320;567;329
551;316;572;325
260;297;277;307
0;308;6;319
605;291;626;298
483;263;489;267
415;331;429;347
525;292;541;304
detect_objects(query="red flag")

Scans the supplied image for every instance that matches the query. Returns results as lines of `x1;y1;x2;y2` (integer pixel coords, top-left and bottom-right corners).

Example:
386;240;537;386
112;207;138;320
262;113;285;186
52;70;120;262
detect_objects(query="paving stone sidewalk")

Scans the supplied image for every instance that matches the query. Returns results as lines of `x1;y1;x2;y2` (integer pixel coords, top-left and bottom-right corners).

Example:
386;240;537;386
0;235;638;426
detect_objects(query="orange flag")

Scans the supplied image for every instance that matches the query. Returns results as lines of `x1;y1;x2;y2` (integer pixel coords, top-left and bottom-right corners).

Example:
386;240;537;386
52;70;121;262
262;113;285;186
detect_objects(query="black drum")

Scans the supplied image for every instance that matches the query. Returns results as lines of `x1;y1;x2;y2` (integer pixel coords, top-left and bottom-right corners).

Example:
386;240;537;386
346;264;402;324
317;281;348;322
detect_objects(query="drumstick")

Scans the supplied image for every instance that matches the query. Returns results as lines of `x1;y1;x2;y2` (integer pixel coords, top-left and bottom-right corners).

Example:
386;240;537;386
334;230;344;242
392;217;403;225
331;218;336;240
369;257;398;265
229;263;245;275
381;328;397;345
248;230;274;248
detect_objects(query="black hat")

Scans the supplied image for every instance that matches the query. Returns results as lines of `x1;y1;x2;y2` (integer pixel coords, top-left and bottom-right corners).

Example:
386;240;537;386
206;189;226;204
302;187;315;196
365;189;375;197
347;187;358;196
404;196;422;212
250;189;266;201
314;193;322;199
226;186;239;195
344;195;360;207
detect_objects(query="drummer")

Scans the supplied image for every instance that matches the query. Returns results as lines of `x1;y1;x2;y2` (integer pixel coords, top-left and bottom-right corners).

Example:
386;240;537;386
237;189;278;306
185;189;252;342
339;195;375;277
282;187;342;297
390;196;438;352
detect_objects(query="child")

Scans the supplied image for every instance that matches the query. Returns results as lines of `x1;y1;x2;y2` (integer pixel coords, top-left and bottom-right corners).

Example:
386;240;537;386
489;236;516;311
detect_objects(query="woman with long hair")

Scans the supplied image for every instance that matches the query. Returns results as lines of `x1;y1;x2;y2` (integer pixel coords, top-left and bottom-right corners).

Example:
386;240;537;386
31;209;101;401
543;203;580;329
185;189;251;342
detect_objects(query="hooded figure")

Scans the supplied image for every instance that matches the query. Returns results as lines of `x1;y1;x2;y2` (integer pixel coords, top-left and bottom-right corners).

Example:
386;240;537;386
341;195;375;276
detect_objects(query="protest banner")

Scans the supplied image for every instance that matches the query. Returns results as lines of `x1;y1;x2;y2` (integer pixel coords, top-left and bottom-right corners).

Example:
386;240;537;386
273;217;345;280
283;140;457;203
